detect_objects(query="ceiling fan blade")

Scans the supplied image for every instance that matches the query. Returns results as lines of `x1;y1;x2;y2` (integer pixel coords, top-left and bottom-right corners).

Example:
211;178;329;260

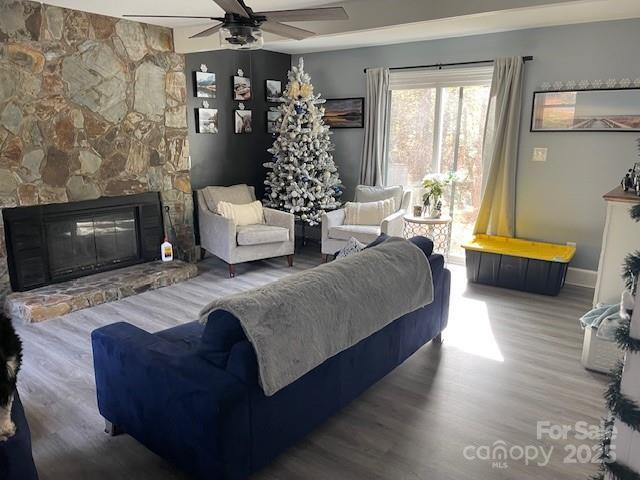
256;7;348;22
189;23;223;39
211;0;250;18
123;15;218;19
261;21;315;40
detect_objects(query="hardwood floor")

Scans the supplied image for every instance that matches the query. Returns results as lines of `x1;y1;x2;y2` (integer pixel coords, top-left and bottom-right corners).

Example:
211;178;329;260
14;248;607;479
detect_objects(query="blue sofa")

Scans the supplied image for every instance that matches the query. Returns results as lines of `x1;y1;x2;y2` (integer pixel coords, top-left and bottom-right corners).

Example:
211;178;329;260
92;238;451;479
0;390;39;480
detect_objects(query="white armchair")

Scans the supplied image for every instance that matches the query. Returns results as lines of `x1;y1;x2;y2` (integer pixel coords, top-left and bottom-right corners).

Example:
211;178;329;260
321;185;411;260
197;184;295;277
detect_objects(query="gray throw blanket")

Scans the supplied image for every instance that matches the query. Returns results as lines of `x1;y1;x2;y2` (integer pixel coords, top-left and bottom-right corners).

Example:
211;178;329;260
199;238;433;396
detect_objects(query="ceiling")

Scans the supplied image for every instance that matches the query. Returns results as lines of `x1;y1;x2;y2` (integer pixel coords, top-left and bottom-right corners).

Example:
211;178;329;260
42;0;640;54
41;0;341;28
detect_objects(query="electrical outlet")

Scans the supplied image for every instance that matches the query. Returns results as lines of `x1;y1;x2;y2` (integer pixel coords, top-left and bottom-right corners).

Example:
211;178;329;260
533;147;548;162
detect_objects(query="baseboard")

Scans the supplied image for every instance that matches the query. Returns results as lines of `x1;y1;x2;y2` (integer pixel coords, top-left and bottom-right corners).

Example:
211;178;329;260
566;267;597;288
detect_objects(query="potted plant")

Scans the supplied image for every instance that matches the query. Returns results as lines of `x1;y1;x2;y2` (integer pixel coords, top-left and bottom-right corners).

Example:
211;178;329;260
422;172;457;218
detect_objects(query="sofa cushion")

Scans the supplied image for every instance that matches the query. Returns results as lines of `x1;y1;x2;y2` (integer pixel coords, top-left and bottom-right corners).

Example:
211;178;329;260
408;235;435;257
201;184;254;213
328;225;381;244
219;200;265;226
344;198;395;226
237;224;289;246
355;185;403;212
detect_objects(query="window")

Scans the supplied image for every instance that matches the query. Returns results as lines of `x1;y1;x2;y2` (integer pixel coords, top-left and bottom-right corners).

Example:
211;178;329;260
387;67;492;260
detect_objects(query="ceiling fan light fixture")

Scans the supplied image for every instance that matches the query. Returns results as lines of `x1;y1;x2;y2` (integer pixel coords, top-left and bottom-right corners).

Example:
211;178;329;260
220;24;264;50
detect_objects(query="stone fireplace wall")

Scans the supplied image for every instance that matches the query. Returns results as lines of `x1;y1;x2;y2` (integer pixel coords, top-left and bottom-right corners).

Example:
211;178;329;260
0;1;195;303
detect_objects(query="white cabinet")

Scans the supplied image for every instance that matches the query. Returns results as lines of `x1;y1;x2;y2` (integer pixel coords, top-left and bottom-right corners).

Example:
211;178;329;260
593;187;640;306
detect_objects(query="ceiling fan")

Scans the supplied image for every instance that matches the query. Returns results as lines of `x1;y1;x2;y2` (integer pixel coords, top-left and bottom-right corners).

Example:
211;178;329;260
125;0;349;50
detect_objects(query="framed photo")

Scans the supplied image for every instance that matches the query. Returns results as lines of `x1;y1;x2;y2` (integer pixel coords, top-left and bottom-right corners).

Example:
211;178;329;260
323;98;365;128
196;108;218;134
266;80;282;102
531;88;640;132
235;110;252;134
266;110;280;134
194;72;216;98
233;76;251;101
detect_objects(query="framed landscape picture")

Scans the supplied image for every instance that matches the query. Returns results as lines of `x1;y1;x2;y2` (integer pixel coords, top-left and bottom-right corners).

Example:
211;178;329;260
266;80;282;102
323;98;365;128
194;72;216;98
235;110;252;134
531;88;640;132
266;110;280;134
196;108;218;134
233;76;251;101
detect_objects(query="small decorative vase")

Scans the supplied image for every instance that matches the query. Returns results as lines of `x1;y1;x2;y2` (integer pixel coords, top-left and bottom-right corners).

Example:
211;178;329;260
423;196;441;218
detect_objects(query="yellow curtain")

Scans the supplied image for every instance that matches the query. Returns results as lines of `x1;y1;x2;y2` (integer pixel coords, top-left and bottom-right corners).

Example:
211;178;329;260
473;57;525;237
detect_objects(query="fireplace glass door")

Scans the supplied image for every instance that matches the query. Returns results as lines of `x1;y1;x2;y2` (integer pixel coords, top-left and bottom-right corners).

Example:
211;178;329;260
46;208;139;280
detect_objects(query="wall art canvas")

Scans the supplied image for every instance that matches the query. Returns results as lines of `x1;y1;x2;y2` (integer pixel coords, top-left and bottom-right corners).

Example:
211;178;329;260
267;110;280;133
195;72;216;98
266;80;282;102
196;108;218;134
532;88;640;131
323;98;365;128
233;76;252;101
235;110;252;134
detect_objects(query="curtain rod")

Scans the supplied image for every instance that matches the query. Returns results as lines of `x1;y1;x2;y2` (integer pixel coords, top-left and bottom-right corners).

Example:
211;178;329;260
363;56;533;73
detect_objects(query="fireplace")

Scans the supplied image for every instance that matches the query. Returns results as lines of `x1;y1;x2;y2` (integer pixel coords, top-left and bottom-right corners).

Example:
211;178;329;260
3;193;165;292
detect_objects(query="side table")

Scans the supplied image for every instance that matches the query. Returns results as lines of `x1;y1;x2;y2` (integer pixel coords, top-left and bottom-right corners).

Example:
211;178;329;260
403;215;452;260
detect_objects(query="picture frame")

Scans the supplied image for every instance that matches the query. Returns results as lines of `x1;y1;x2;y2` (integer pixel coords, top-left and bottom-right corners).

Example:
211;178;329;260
323;97;365;128
195;108;218;134
235;109;252;134
266;80;282;102
233;76;252;101
194;72;216;98
266;110;280;134
531;88;640;132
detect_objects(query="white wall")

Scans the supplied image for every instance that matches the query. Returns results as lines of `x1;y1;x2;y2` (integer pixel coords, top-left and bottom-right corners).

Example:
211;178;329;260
294;18;640;270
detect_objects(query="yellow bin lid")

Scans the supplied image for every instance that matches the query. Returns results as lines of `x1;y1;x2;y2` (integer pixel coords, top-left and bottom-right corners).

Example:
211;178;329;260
461;235;576;263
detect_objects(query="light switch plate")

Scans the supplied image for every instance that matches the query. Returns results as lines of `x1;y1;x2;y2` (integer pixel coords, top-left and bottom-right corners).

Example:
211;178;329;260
532;147;548;162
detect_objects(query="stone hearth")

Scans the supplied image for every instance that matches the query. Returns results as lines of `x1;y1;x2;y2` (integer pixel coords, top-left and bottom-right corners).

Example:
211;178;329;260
5;260;197;323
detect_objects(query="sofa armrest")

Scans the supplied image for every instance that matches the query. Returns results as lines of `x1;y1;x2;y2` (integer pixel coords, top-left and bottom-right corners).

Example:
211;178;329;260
321;208;345;241
91;322;250;479
381;210;405;237
263;208;295;242
199;205;236;261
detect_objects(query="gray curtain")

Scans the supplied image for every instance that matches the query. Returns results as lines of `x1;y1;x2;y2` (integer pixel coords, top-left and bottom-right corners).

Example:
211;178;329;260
473;57;525;237
360;67;390;186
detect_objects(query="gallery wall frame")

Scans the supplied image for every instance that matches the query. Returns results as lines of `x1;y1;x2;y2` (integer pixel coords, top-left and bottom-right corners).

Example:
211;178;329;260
233;76;252;101
323;97;365;129
195;108;218;134
194;71;216;98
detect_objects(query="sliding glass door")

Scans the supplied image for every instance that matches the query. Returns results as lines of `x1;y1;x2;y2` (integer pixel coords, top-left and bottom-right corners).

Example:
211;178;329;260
387;68;492;261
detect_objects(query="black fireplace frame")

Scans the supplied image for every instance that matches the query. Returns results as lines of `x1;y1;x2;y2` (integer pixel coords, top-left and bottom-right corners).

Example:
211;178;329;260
3;192;165;292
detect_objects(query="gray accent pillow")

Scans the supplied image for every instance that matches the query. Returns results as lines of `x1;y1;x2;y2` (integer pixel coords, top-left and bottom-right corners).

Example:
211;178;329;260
336;237;366;259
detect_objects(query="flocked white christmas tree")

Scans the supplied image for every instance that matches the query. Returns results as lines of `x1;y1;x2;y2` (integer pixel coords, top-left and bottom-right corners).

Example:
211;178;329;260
263;58;342;226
